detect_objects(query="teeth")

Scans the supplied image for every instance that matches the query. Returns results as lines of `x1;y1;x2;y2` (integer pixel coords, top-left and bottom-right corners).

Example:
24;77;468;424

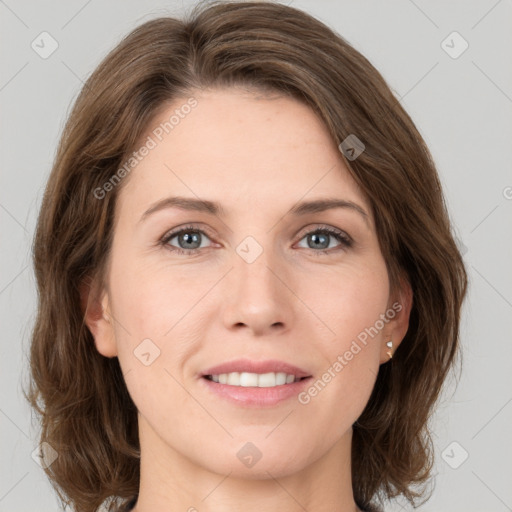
207;372;301;387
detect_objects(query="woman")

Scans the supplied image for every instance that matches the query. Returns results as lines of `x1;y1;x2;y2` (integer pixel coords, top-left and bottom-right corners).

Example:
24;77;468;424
26;1;467;511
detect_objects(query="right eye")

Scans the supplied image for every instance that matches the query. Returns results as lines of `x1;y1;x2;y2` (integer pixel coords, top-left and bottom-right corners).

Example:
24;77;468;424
161;225;214;255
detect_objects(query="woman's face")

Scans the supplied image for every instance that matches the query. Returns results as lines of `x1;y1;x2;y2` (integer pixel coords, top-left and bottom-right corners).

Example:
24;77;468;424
91;87;410;479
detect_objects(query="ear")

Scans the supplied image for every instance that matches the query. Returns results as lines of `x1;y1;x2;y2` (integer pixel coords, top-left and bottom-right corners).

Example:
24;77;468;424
380;274;413;364
80;275;117;358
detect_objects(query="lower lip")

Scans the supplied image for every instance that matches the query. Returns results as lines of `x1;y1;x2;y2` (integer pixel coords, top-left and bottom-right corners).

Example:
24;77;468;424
200;376;313;407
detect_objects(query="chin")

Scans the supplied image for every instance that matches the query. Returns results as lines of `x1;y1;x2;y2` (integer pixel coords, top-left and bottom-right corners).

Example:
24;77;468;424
198;437;313;480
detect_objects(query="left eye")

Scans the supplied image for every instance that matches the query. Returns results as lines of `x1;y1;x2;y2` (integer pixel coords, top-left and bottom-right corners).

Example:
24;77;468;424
296;228;352;252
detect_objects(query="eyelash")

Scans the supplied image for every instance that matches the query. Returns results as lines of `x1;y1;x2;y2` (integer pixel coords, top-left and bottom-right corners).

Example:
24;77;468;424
160;224;353;256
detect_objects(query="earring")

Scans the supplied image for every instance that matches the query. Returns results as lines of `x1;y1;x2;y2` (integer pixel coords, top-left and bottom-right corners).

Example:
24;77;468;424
386;340;393;360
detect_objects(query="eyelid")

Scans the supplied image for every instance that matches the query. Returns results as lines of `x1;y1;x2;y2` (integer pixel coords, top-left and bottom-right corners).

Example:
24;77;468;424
294;223;353;243
161;222;215;242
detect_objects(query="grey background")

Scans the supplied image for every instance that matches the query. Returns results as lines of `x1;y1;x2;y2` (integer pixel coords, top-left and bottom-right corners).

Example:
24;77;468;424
1;1;511;511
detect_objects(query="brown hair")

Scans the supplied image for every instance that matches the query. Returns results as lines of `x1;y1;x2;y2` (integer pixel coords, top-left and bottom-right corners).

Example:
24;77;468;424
25;1;468;511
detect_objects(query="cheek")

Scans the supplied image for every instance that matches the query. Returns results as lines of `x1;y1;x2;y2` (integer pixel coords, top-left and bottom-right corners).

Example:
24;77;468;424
295;270;388;435
108;250;213;340
307;262;388;416
296;353;377;447
295;259;388;411
107;252;217;391
299;257;390;347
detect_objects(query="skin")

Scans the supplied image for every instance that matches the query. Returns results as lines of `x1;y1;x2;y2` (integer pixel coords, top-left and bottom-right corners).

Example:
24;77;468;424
85;87;412;512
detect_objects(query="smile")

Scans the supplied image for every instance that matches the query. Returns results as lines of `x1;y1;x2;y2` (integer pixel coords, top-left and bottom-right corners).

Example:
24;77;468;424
203;371;308;387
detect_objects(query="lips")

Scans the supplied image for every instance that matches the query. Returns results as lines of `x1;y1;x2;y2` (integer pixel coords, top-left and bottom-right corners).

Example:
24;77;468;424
198;358;313;407
200;358;312;380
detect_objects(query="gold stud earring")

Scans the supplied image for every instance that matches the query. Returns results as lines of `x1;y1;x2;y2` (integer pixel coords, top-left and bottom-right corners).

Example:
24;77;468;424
386;340;393;360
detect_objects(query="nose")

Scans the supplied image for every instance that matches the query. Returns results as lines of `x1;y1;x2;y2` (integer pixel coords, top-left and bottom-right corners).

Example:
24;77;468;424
221;245;295;336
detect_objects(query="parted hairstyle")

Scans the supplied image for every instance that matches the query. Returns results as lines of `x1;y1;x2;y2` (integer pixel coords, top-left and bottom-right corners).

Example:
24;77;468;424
25;1;468;511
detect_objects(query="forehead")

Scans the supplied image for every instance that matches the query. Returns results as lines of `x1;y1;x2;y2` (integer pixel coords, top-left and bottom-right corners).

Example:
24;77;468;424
117;88;370;221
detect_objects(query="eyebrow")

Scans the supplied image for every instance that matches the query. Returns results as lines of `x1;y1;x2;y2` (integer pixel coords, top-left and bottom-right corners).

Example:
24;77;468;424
139;196;369;224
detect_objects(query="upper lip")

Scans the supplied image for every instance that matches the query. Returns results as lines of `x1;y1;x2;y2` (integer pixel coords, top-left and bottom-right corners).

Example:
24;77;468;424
200;358;312;379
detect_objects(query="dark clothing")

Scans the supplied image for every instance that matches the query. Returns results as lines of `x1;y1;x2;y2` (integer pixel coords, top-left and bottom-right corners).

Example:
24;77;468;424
118;497;136;511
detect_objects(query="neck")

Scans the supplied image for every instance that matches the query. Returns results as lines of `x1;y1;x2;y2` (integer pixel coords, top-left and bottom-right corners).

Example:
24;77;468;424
132;415;360;512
